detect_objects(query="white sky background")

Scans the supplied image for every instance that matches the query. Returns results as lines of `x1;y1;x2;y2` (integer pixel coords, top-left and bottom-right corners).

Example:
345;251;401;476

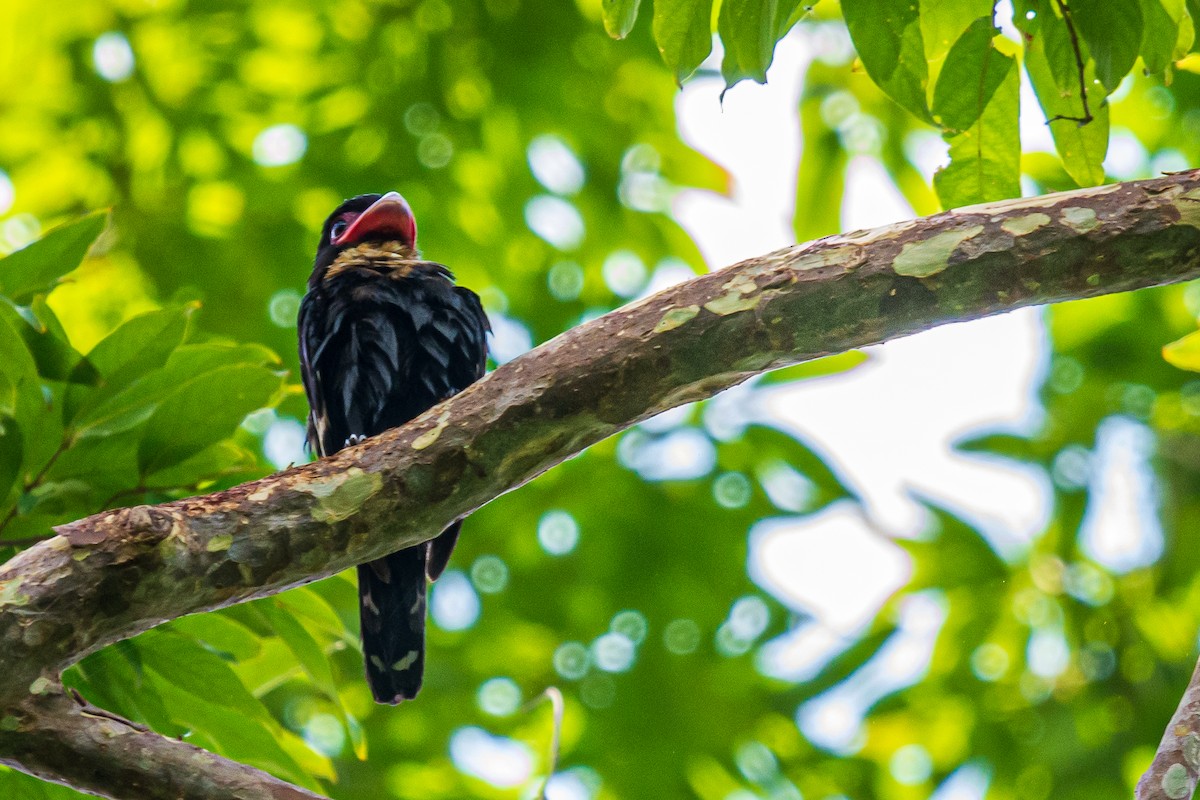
671;27;1056;769
674;29;1048;620
667;16;1168;774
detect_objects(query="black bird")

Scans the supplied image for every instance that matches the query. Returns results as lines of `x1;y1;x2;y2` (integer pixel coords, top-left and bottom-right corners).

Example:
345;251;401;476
298;192;489;703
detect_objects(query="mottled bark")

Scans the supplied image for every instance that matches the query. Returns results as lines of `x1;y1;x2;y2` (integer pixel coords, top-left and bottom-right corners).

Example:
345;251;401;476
1139;655;1200;800
2;171;1200;798
0;685;322;800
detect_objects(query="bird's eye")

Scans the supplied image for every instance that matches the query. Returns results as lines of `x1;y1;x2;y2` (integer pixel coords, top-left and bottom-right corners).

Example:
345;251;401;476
330;220;349;242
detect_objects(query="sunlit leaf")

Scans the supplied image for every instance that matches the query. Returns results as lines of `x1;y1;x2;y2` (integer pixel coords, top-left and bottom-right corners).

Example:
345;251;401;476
136;363;283;474
257;601;340;701
1070;0;1144;92
133;629;274;724
1018;0;1110;185
919;0;994;67
794;67;851;242
760;350;869;386
1140;0;1189;73
0;212;107;302
653;0;714;83
602;0;642;39
0;300;95;386
1163;328;1200;371
931;17;1011;134
933;27;1020;207
718;0;804;87
842;0;933;122
169;613;263;662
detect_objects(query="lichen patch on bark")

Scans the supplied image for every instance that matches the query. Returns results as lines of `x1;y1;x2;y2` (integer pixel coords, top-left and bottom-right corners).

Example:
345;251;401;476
411;410;451;450
299;467;383;523
654;305;700;332
1001;213;1051;235
1062;207;1099;233
892;226;985;278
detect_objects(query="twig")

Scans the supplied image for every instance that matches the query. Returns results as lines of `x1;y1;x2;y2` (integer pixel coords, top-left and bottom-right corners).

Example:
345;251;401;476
0;439;70;538
524;687;565;799
68;686;150;733
1045;0;1094;126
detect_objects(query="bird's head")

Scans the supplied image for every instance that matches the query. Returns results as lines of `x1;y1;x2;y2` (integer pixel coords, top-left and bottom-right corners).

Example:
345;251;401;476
313;192;418;277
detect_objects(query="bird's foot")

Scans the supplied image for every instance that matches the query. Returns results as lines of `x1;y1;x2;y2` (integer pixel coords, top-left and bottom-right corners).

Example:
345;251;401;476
344;434;368;447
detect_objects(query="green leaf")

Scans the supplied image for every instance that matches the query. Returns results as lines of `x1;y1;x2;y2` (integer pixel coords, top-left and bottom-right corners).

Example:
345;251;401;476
1019;0;1110;186
139;664;319;790
794;71;850;242
17;480;93;517
1070;0;1144;92
136;363;283;474
0;415;21;507
932;17;1011;133
82;305;192;379
259;595;365;760
653;0;714;83
143;439;260;491
788;624;899;703
169;612;263;661
739;425;858;508
0;765;94;799
1163;328;1200;371
842;0;933;122
71;643;180;735
760;351;869;386
134;629;274;723
718;0;804;87
902;503;1008;590
0;211;107;302
257;600;339;699
64;305;193;422
920;0;995;66
602;0;642;39
934;33;1020;207
72;342;278;439
0;319;60;484
954;431;1038;461
0;311;37;406
0;300;96;386
1140;0;1188;72
279;586;354;641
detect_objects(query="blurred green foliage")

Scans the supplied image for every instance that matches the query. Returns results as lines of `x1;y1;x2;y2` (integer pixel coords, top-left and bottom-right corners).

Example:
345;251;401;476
2;2;1200;800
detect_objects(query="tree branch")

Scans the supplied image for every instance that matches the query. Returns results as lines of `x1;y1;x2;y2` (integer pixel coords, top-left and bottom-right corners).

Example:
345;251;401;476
0;683;323;800
2;171;1200;797
1137;652;1200;800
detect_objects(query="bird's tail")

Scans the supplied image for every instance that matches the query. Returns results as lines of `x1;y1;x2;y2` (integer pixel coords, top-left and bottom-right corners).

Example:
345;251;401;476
357;522;462;704
358;547;428;704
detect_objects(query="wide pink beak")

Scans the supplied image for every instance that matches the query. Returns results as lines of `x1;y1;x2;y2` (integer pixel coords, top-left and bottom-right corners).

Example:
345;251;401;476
334;192;417;248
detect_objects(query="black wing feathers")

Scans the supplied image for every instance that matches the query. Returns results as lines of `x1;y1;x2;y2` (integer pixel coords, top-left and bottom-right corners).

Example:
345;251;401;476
298;260;487;703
